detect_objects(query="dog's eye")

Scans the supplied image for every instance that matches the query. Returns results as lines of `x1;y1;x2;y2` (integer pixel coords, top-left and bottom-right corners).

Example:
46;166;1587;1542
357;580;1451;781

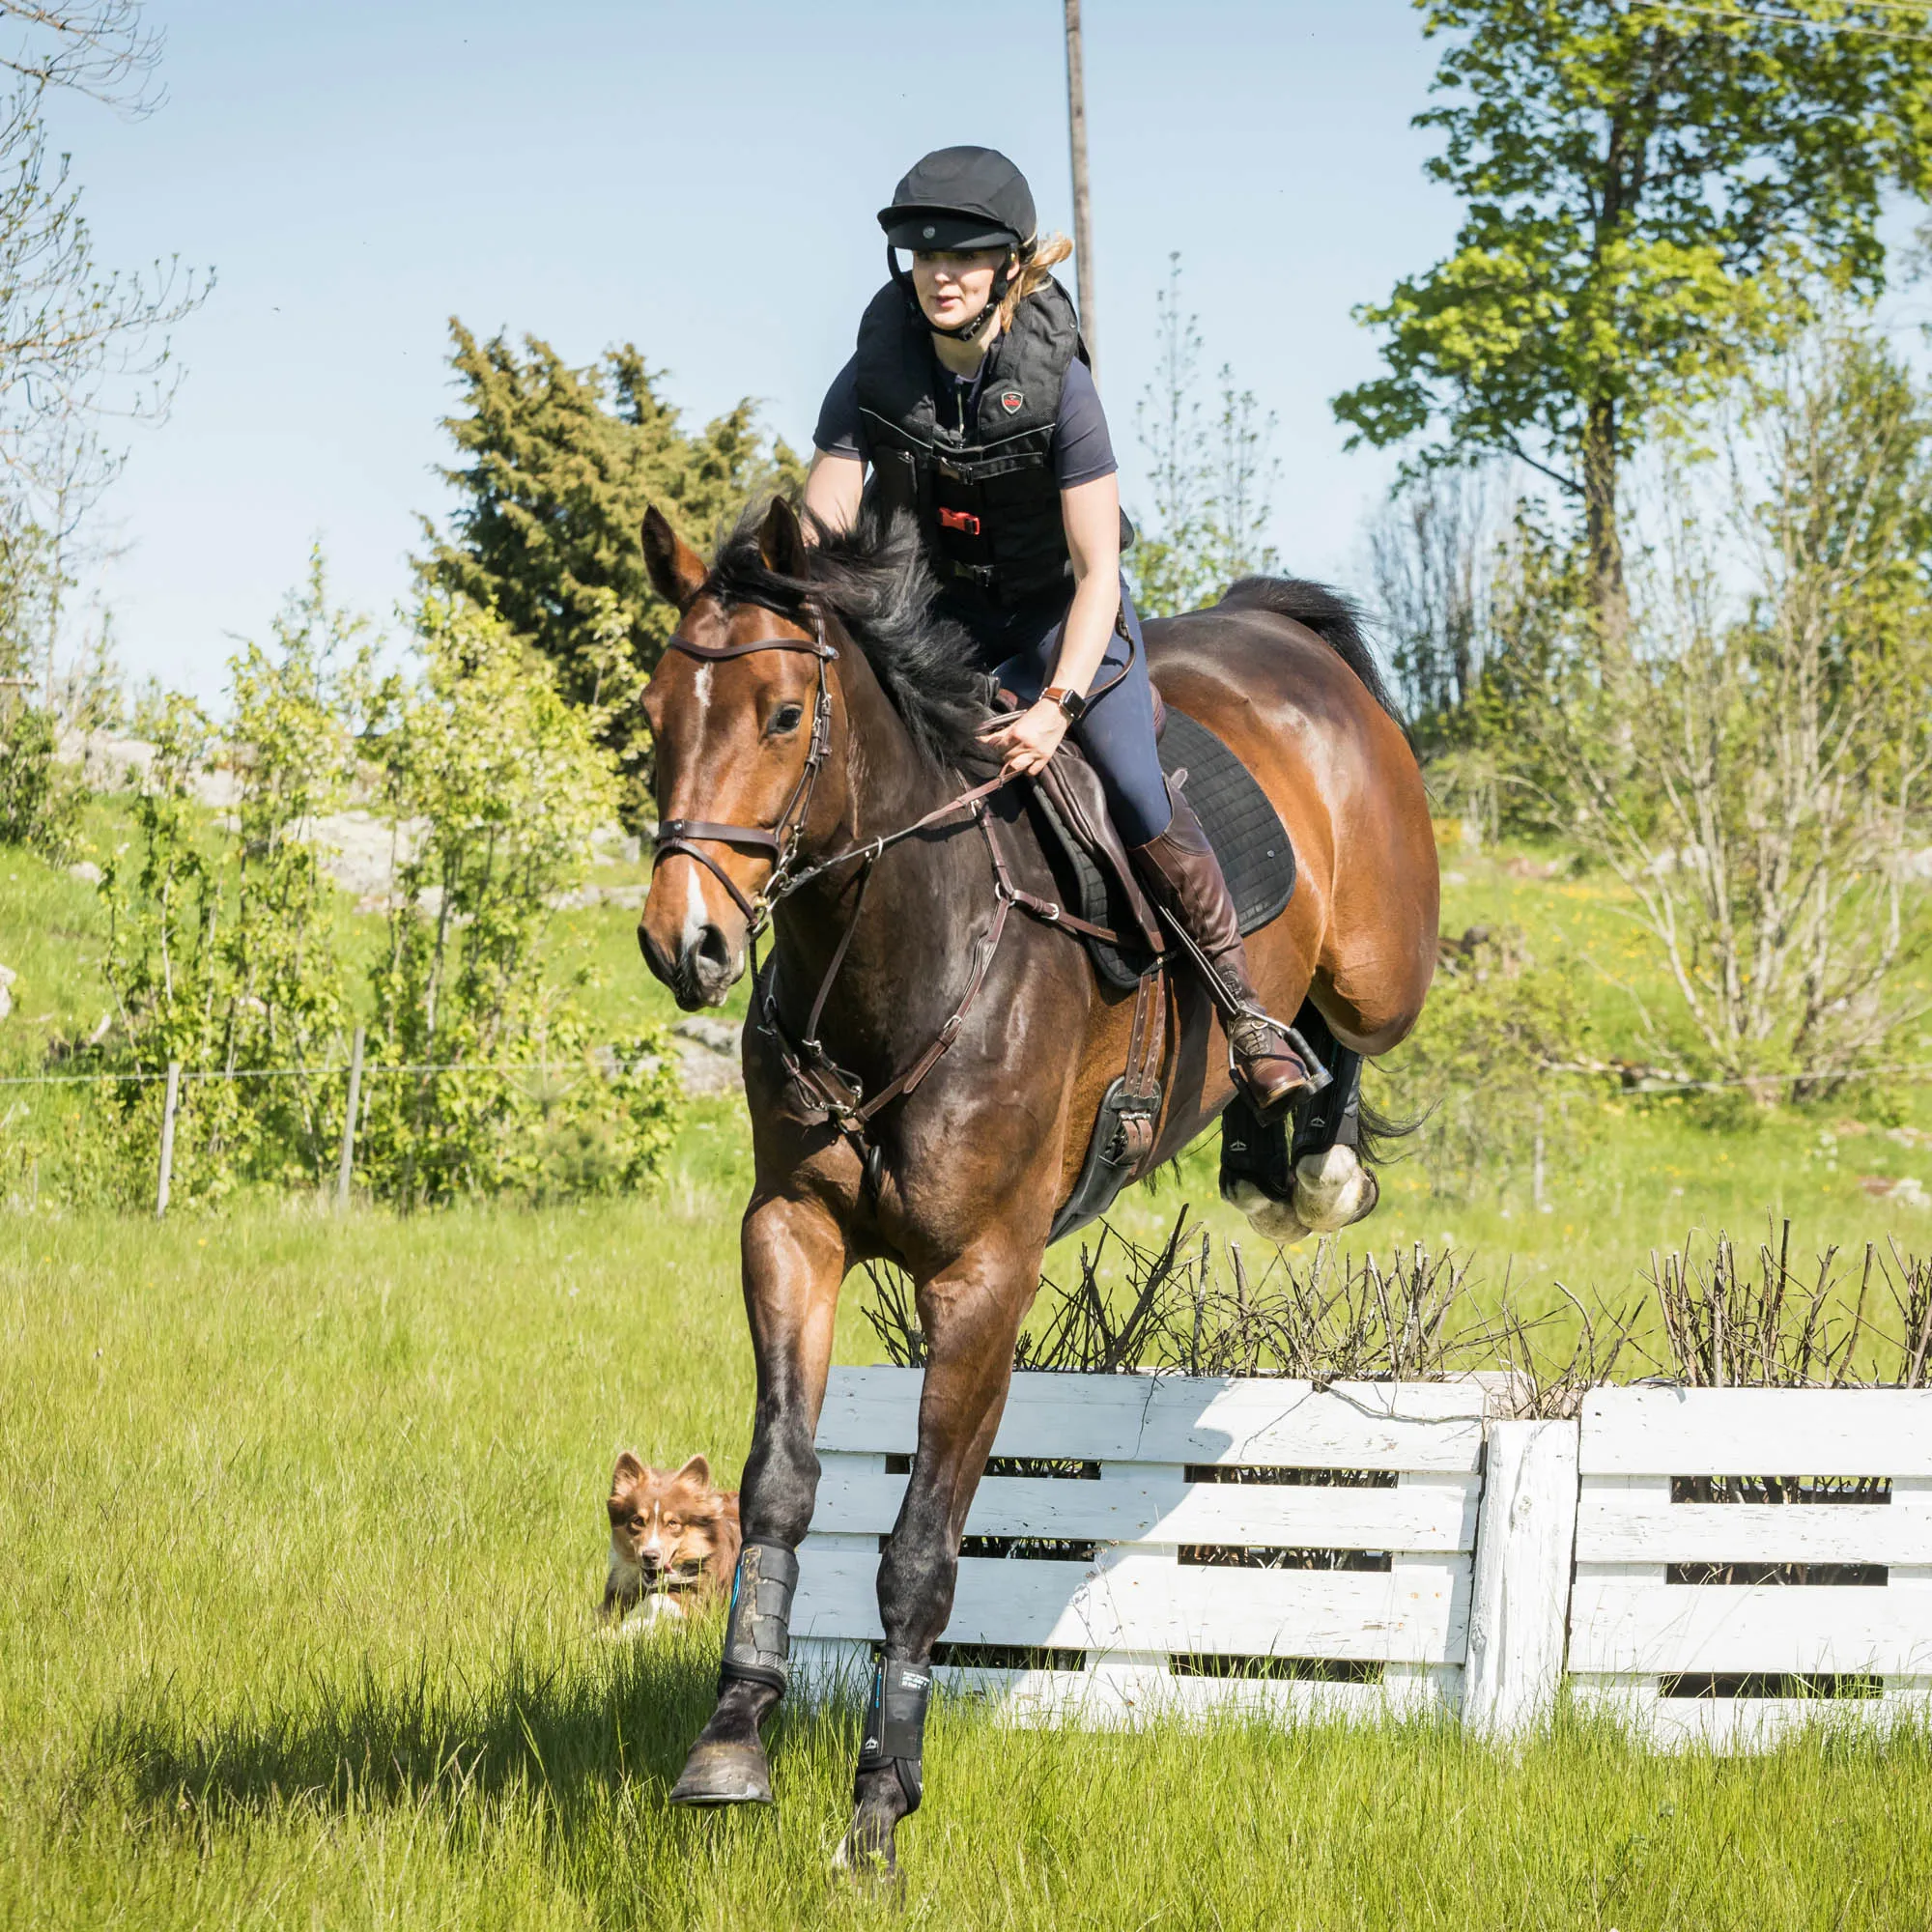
766;701;805;738
663;1518;683;1532
629;1515;644;1530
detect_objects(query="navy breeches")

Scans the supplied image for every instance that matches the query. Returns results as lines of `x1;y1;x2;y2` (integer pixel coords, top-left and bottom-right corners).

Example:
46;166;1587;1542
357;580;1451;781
940;575;1174;847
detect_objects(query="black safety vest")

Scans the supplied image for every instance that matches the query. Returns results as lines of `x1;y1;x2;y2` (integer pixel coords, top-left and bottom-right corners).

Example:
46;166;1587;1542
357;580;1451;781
853;274;1093;603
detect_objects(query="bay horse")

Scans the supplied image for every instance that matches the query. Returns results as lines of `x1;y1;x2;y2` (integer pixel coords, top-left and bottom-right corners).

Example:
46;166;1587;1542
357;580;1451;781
636;496;1436;1872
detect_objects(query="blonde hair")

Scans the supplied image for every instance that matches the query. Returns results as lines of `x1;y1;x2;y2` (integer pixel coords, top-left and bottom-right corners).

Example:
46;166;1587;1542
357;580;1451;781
998;231;1075;333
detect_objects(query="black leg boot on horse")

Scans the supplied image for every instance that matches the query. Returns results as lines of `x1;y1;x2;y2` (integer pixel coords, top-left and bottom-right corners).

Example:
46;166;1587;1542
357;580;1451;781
1219;1003;1380;1244
1131;787;1324;1121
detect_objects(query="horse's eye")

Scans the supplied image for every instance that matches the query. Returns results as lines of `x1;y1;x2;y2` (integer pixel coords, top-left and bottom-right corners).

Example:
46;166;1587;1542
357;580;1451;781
768;702;805;737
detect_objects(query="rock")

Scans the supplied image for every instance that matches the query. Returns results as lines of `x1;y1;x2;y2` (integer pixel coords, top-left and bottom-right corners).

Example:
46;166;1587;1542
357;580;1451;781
306;810;427;899
677;1041;743;1096
673;1016;741;1056
67;861;102;885
0;963;14;1021
1860;1175;1931;1208
670;1018;743;1097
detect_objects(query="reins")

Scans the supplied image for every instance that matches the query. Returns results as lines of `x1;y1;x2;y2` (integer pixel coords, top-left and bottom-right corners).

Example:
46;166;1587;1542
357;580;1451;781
649;605;1122;1152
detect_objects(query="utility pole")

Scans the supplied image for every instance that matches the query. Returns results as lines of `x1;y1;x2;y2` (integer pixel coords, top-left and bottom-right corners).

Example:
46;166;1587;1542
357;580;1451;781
1064;0;1098;378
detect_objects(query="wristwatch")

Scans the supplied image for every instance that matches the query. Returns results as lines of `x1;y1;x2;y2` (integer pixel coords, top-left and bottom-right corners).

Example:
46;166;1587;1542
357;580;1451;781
1042;684;1088;723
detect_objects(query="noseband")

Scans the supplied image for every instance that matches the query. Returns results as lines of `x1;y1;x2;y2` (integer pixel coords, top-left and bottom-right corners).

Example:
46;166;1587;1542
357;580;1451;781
650;608;838;931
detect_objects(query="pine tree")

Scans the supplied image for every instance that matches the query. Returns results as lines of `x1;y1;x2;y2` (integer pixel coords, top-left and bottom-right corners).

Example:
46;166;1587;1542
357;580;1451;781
419;322;804;817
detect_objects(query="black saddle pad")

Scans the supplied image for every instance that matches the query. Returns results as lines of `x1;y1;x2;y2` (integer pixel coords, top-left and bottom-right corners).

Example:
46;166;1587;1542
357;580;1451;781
1028;706;1295;991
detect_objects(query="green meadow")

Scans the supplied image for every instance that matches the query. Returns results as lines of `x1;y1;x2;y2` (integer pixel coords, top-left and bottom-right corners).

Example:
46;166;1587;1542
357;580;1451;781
6;829;1932;1926
5;1186;1932;1930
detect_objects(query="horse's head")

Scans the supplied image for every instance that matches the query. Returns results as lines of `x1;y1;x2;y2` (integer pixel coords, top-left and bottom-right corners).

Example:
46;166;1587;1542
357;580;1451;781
638;497;833;1009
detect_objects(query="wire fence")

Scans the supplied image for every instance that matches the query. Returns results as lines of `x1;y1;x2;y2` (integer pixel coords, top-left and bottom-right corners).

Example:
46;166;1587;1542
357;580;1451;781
0;1029;689;1218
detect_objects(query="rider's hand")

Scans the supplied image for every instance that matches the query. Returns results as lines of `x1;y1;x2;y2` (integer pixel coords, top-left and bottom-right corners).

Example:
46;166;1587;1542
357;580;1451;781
977;697;1068;780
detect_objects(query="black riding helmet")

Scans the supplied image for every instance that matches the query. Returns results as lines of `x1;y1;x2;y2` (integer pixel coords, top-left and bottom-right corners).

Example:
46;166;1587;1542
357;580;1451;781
878;146;1037;343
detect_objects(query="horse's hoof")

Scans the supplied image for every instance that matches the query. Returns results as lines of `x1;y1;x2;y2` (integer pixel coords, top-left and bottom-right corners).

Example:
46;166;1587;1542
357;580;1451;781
1293;1145;1378;1234
668;1741;774;1806
1223;1177;1313;1247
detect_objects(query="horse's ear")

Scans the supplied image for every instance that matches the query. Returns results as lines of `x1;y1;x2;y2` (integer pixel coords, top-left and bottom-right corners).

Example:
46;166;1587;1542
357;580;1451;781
641;505;707;611
757;496;810;582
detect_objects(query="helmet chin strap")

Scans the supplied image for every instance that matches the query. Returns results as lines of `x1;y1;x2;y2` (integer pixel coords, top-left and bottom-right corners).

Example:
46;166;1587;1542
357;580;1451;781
887;245;1022;345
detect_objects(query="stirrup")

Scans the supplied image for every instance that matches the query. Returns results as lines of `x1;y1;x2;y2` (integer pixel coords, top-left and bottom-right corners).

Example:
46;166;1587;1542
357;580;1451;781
1228;1010;1332;1096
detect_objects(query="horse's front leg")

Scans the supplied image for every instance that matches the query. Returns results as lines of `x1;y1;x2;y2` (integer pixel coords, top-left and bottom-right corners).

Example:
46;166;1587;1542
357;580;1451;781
838;1231;1040;1874
670;1191;845;1805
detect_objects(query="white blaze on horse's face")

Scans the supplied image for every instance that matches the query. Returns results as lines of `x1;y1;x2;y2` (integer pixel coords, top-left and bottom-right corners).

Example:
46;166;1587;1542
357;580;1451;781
637;606;826;1011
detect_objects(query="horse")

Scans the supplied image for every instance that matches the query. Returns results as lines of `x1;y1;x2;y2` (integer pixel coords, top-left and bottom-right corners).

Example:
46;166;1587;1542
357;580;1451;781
636;495;1437;1872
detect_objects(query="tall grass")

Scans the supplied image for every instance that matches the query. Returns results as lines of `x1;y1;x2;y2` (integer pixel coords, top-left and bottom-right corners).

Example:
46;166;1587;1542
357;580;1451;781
7;1190;1932;1928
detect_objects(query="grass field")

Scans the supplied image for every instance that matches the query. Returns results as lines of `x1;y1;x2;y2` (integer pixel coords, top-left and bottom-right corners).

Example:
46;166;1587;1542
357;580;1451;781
8;1177;1932;1930
9;814;1932;1924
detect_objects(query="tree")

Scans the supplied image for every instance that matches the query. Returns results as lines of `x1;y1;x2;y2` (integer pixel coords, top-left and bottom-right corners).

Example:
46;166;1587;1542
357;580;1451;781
0;0;205;834
1333;1;1932;655
1130;254;1282;618
360;591;679;1207
418;324;804;818
1503;323;1932;1094
1367;463;1496;725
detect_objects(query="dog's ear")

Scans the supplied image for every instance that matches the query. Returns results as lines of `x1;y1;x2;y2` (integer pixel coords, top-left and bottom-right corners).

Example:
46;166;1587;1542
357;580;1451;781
673;1452;712;1491
641;505;707;611
757;497;810;581
611;1450;646;1493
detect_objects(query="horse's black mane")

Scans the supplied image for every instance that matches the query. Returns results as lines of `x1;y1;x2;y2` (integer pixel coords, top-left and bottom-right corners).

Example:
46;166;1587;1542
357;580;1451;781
1217;576;1406;726
704;501;989;770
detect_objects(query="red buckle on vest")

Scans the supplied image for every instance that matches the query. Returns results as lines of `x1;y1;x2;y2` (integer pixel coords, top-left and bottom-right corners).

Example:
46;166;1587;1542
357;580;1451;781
938;507;981;535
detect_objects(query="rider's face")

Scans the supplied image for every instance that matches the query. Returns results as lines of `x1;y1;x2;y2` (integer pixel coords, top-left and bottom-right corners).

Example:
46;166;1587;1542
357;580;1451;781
910;248;1006;333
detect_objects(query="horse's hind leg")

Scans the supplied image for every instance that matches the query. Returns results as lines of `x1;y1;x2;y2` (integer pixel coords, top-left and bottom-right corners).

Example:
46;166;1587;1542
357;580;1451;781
670;1193;844;1806
1288;1008;1378;1234
1219;1006;1377;1241
837;1233;1037;1879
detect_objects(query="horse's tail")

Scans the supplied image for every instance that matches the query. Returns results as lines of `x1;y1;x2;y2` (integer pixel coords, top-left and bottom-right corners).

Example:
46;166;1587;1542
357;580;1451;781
1216;576;1406;731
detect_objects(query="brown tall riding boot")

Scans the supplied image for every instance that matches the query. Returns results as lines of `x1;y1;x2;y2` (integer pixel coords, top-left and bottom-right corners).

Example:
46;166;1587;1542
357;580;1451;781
1131;791;1320;1122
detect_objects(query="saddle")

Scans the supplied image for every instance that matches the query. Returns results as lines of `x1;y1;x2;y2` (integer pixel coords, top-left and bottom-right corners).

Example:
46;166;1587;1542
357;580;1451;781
1028;706;1297;993
1011;702;1298;1246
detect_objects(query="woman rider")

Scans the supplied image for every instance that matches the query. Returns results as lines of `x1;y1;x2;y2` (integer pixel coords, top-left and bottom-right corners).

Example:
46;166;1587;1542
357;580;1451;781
802;145;1311;1119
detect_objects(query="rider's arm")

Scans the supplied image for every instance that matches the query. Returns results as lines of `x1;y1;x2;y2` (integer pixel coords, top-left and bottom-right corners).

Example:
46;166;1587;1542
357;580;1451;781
1048;472;1124;699
802;449;866;537
977;473;1123;780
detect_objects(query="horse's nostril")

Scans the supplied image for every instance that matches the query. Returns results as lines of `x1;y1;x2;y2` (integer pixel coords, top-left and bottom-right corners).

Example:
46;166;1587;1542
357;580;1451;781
697;925;730;975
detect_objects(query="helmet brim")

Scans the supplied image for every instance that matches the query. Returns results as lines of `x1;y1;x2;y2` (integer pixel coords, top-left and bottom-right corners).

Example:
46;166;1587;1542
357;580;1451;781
879;209;1021;252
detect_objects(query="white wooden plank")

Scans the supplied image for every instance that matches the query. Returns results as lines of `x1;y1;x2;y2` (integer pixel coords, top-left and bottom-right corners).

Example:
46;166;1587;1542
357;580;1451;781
923;1666;1444;1729
790;1636;872;1700
809;1466;1480;1549
1895;1479;1932;1599
815;1368;1486;1470
1571;1675;1932;1752
793;1539;1469;1662
1577;1499;1929;1566
1567;1578;1932;1675
1579;1388;1932;1478
1463;1420;1580;1738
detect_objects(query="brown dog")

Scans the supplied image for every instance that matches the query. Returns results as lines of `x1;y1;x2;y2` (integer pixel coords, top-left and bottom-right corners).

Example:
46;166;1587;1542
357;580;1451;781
603;1452;742;1627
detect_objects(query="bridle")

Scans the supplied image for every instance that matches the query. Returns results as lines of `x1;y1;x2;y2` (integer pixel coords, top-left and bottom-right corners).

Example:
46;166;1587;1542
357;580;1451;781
648;601;1117;1157
649;606;839;932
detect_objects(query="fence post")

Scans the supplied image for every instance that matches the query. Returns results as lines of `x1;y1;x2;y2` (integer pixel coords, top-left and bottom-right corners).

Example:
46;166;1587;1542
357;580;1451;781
155;1061;182;1219
1463;1418;1579;1740
336;1026;365;1211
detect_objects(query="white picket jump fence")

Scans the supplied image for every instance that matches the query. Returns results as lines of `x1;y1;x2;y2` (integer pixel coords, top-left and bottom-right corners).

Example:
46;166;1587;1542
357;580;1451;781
1570;1388;1932;1748
791;1367;1488;1723
789;1370;1932;1747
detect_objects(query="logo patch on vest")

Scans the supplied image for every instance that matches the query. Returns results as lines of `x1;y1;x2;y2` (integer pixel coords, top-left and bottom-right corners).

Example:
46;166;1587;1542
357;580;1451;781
999;388;1024;414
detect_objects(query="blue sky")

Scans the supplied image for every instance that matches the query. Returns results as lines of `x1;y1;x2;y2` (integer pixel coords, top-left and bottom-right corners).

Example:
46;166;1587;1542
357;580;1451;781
48;0;1459;698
